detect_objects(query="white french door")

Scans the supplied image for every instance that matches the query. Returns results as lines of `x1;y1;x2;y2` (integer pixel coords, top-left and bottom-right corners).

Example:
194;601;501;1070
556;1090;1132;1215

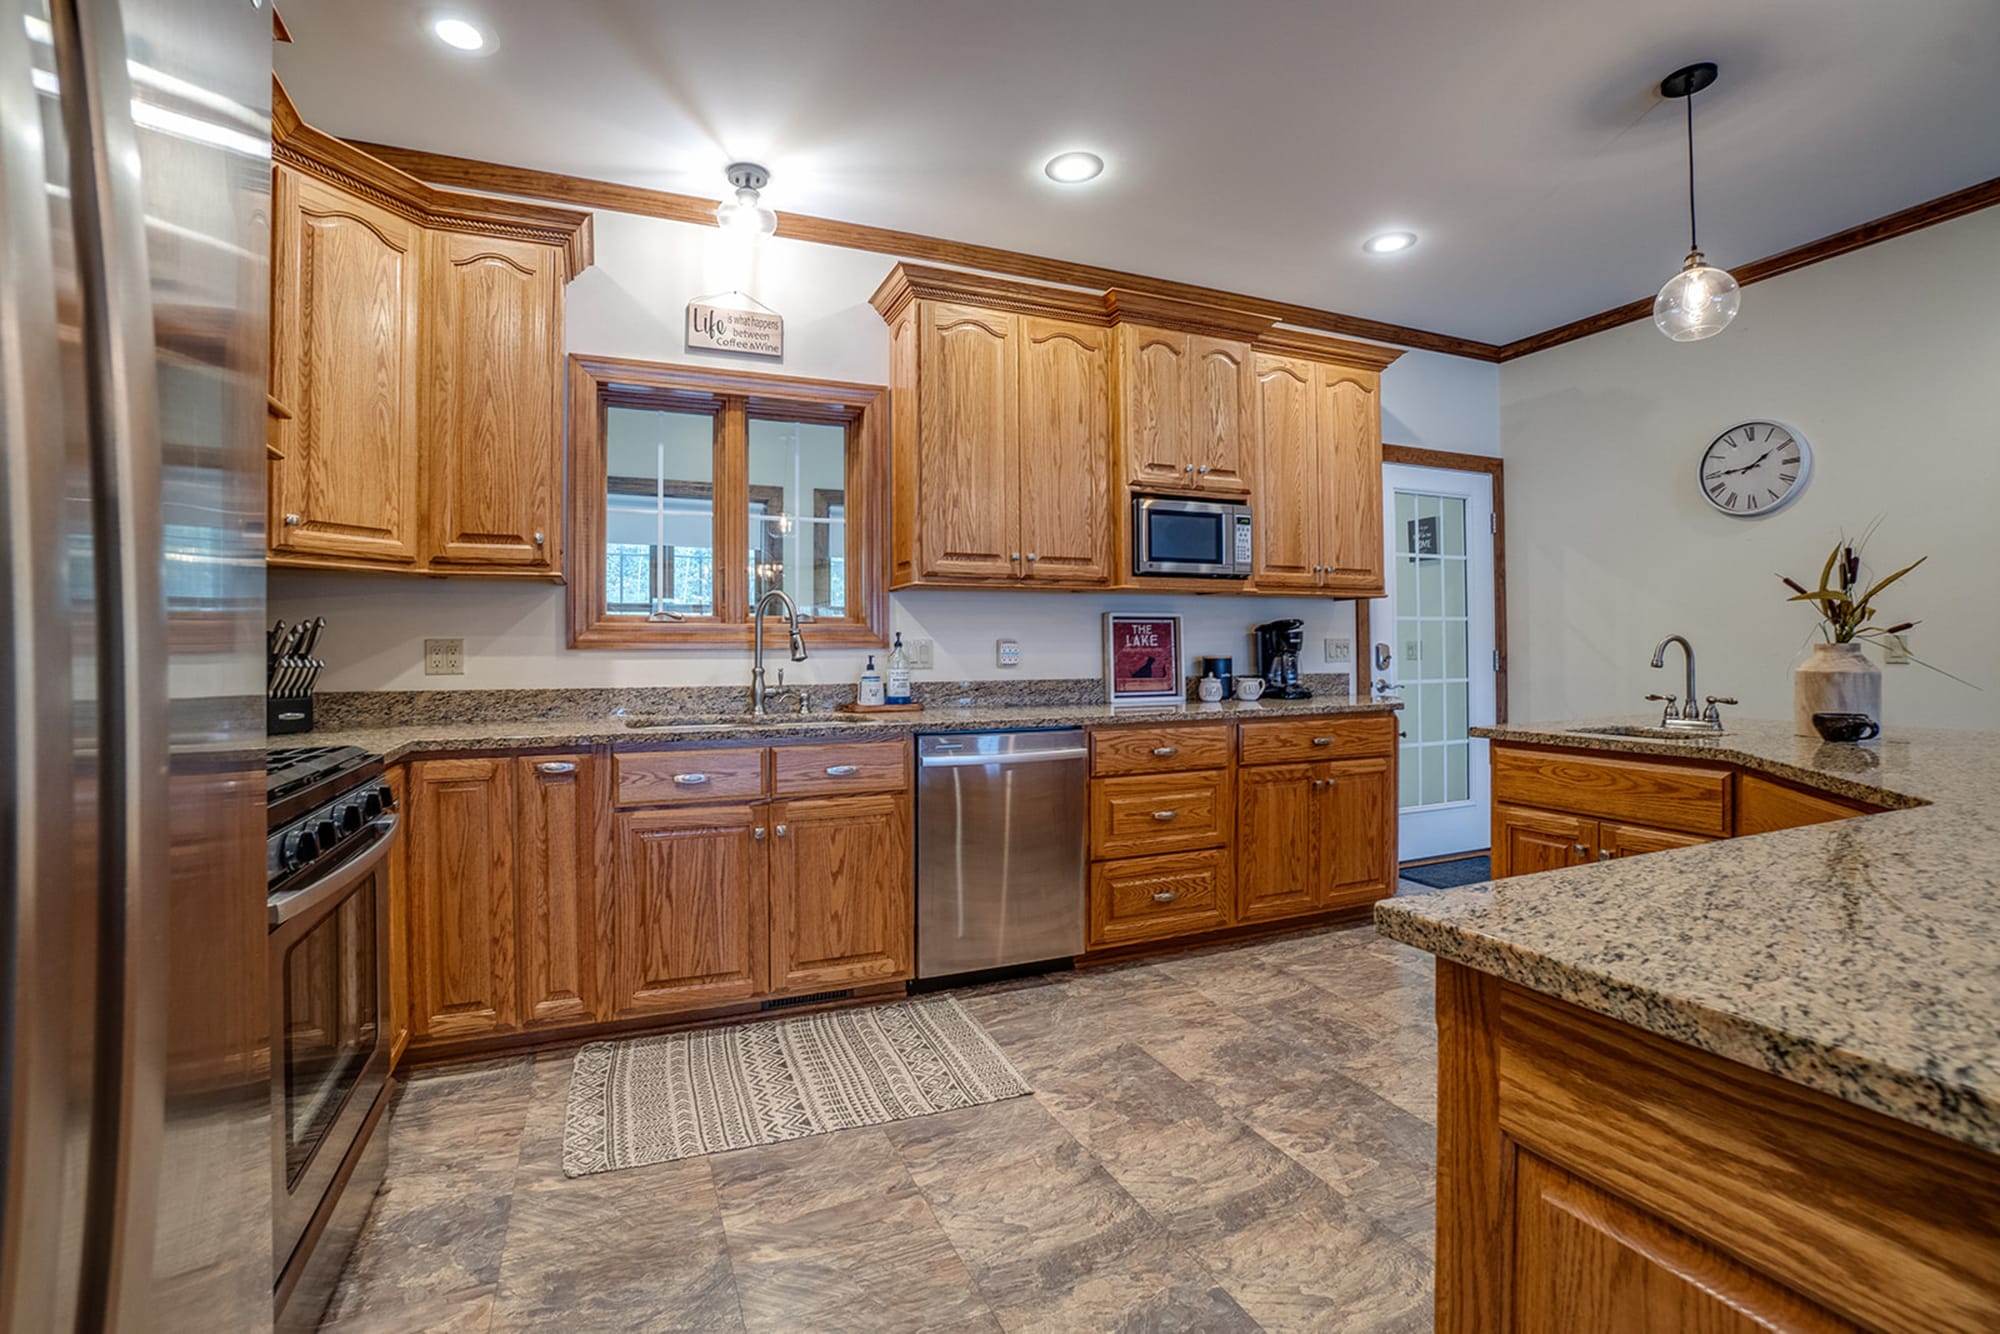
1370;463;1497;862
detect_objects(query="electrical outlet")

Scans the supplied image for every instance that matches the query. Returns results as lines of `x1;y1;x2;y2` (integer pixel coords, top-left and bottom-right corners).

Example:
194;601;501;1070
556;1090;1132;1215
423;637;464;676
1882;633;1911;666
1324;637;1351;664
905;637;934;670
996;638;1021;668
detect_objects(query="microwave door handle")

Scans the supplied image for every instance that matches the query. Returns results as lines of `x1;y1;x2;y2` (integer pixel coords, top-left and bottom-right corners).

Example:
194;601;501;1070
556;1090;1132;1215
268;816;400;929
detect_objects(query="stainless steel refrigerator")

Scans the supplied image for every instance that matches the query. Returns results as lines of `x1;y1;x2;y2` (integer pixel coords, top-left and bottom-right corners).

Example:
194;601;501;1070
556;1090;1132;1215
1;0;272;1329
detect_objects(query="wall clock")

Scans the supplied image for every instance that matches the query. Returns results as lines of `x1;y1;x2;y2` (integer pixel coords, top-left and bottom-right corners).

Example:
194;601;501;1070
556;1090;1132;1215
1699;420;1811;516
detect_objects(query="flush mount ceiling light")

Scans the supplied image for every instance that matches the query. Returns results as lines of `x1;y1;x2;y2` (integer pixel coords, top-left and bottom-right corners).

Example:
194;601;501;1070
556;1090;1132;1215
1044;151;1105;183
715;162;778;237
1653;61;1740;342
430;16;488;51
1362;231;1418;256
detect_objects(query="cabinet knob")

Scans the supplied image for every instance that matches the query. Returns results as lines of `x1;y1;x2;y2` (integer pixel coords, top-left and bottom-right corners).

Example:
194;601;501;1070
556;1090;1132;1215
1026;552;1038;561
673;773;709;786
754;826;766;841
1573;843;1588;857
825;764;860;777
1150;890;1181;904
1150;746;1179;757
775;824;788;838
533;530;545;546
1312;779;1325;790
1311;736;1333;747
1151;809;1179;822
283;513;301;526
1184;463;1195;473
535;761;576;775
1010;552;1021;562
1197;464;1210;475
1598;848;1613;861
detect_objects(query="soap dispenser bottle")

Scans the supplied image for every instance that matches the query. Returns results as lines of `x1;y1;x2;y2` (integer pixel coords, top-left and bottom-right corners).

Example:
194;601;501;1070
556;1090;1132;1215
858;654;885;707
886;632;913;705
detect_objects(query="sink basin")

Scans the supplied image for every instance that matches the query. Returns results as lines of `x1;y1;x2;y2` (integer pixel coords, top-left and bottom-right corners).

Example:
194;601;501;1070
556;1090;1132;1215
621;712;884;731
1568;724;1728;741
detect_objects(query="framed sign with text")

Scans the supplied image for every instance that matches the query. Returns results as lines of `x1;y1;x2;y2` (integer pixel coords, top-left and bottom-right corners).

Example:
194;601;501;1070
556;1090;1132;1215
686;291;784;358
1103;612;1184;706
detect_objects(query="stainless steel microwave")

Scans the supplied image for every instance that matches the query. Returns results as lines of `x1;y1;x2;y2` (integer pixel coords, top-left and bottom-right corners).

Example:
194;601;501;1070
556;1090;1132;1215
1131;494;1253;578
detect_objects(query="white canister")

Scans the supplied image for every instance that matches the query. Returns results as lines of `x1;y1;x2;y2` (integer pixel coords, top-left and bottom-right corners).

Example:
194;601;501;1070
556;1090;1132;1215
1197;674;1225;703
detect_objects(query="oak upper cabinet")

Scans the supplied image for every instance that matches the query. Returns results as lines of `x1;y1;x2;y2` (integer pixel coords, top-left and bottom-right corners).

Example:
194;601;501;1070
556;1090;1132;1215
912;301;1019;581
423;232;563;572
1315;365;1385;594
1017;317;1112;583
1117;324;1253;493
269;95;589;577
768;792;914;993
268;167;422;566
613;804;768;1015
406;757;518;1041
1251;353;1321;590
515;754;604;1029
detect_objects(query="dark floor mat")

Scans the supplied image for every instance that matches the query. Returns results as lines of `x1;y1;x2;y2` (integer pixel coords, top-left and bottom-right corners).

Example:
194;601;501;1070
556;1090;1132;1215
1398;855;1492;890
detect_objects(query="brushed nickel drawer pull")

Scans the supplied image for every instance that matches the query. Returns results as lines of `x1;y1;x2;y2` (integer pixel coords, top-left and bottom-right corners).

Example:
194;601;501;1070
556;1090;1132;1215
1151;809;1179;822
1151;890;1180;903
535;761;576;775
1311;736;1334;747
1151;746;1179;757
825;764;861;777
673;773;710;786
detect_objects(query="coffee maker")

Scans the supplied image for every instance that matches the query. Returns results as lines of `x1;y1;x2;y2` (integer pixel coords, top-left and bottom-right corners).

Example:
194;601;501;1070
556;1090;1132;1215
1254;619;1312;699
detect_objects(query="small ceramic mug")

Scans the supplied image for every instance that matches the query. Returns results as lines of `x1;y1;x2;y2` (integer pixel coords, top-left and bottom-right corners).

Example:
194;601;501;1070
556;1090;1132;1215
1812;711;1880;743
1235;678;1266;702
1197;676;1225;703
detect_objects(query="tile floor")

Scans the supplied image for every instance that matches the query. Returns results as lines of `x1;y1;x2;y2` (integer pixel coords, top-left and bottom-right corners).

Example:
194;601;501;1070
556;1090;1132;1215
320;907;1441;1333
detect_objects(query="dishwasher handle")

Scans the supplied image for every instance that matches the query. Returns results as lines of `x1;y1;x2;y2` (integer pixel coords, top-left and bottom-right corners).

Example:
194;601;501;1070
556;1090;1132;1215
918;746;1089;769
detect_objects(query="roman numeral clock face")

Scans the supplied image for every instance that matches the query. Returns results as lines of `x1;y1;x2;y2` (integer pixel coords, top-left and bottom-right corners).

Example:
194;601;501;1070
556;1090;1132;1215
1699;420;1812;516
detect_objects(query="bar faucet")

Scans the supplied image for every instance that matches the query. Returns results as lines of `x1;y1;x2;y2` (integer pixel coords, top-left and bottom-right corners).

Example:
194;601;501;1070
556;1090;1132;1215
1647;634;1736;731
750;589;810;716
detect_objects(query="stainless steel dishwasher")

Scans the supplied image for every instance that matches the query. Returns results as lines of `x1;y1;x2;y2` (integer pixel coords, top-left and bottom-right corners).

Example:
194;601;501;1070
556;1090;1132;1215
916;729;1089;979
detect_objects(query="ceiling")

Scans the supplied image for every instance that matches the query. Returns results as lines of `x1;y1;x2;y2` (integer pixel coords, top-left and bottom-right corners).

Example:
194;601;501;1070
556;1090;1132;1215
273;0;2000;347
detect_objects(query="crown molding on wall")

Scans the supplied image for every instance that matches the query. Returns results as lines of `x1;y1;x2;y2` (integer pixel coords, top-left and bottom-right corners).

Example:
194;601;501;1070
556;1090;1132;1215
348;139;1999;368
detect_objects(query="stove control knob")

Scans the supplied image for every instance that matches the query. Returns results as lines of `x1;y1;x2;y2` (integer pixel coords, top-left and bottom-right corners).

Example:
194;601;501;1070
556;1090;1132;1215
361;789;385;819
375;784;396;813
281;827;320;868
337;803;364;834
314;819;338;849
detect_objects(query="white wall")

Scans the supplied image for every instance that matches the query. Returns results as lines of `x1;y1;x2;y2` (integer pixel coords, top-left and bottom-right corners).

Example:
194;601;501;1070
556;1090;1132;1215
1499;207;2000;729
272;210;1501;693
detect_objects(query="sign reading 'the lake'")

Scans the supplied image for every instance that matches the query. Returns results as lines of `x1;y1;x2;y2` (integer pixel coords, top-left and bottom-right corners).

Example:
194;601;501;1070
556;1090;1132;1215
686;299;784;358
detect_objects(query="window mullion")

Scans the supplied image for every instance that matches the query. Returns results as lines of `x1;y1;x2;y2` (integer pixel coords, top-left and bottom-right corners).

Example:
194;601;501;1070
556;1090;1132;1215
715;398;750;624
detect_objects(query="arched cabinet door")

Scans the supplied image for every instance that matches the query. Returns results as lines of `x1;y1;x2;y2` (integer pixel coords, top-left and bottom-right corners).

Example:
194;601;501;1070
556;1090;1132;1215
1018;317;1111;584
916;302;1020;580
1187;334;1253;494
1252;352;1320;589
1317;364;1385;594
1118;323;1192;489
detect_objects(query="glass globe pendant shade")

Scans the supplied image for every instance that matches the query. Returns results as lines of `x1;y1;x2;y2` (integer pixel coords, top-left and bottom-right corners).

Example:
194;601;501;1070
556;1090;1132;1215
715;186;777;237
1654;251;1740;342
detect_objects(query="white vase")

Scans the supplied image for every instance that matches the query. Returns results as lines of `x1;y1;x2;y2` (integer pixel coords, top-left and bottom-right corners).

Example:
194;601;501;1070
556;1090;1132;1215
1794;642;1882;737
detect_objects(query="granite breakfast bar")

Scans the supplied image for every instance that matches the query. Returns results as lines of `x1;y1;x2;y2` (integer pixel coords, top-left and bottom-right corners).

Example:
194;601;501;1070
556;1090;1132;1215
1375;719;2000;1333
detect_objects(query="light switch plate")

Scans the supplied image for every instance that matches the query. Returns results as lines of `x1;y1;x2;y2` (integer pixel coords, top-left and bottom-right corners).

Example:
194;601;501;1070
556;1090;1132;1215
905;637;934;670
996;638;1021;668
1324;637;1351;664
424;638;464;676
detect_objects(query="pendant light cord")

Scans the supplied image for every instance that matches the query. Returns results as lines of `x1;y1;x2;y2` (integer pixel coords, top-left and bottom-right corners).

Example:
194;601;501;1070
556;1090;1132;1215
1686;90;1699;253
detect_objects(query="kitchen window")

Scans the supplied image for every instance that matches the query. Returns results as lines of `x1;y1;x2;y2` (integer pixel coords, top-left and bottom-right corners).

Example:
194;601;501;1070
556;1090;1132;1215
566;355;888;647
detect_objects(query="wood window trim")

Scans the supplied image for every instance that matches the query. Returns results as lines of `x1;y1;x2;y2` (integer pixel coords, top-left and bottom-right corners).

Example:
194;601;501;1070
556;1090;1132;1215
567;354;889;649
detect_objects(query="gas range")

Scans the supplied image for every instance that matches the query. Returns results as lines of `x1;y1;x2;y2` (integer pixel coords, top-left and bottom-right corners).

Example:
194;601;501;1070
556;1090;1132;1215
266;744;394;895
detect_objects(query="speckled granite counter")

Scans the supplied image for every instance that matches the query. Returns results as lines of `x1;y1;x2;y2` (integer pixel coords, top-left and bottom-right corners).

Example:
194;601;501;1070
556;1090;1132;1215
281;692;1396;766
1375;716;2000;1155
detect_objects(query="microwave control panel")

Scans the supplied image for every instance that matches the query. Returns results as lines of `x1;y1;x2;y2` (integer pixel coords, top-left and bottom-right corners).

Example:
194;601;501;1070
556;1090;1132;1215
1233;513;1254;567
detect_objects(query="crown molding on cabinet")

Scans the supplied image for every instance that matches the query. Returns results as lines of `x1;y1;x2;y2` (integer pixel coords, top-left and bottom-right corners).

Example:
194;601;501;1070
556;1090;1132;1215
867;263;1109;326
276;82;594;280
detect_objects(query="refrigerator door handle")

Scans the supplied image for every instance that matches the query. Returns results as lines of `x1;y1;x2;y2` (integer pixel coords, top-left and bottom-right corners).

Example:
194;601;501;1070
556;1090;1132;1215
52;0;172;1324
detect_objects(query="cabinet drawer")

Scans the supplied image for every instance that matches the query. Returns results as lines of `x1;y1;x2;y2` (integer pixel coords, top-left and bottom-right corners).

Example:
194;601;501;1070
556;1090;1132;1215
1091;724;1233;775
1088;848;1232;949
615;747;767;807
771;740;909;797
1492;745;1730;837
1238;714;1395;765
1090;770;1232;858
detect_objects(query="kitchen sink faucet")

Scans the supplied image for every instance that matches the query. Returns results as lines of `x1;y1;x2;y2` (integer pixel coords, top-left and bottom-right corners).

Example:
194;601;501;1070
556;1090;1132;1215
1647;633;1736;731
751;589;811;716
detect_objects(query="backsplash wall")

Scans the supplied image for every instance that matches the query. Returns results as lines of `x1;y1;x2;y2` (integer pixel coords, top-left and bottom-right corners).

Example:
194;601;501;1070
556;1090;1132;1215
270;207;1499;694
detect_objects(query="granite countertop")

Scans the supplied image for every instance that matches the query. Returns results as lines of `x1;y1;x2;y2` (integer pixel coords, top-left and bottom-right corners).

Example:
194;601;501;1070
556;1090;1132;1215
1375;716;2000;1156
285;694;1397;766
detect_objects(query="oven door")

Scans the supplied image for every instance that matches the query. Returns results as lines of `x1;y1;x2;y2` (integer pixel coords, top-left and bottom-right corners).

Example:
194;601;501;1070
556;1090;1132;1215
1132;496;1245;577
268;814;397;1281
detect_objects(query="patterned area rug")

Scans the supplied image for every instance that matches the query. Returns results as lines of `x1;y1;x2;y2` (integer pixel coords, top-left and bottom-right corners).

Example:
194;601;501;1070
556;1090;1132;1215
562;997;1031;1176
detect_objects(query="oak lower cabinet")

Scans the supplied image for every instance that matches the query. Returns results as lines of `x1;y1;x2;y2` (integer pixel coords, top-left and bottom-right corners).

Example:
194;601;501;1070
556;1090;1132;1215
516;754;605;1028
405;757;519;1041
384;766;410;1067
613;804;769;1015
1089;849;1231;949
1086;723;1237;949
1492;803;1596;876
769;793;914;992
1236;757;1397;922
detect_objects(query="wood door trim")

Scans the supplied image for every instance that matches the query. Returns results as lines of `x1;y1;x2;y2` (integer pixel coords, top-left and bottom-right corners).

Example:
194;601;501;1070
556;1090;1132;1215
1381;443;1507;724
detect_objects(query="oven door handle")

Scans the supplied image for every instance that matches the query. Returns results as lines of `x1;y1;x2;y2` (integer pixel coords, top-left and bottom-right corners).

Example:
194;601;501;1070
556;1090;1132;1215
268;815;399;928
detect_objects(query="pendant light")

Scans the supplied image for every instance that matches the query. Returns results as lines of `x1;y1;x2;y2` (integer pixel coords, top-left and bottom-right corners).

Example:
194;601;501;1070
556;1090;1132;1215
1653;62;1739;342
715;162;778;238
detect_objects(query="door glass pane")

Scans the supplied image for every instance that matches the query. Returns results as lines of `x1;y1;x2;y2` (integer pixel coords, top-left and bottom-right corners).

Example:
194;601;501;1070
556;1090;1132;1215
1393;487;1474;813
748;417;850;618
605;406;717;617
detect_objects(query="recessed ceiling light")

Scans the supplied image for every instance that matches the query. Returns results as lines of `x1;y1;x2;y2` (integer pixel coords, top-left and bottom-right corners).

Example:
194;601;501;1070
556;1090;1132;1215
1044;151;1105;184
431;17;488;51
1362;231;1419;256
